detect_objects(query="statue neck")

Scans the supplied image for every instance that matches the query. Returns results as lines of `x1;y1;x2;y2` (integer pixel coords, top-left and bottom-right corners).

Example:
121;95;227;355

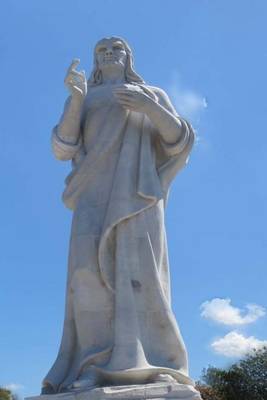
101;68;126;85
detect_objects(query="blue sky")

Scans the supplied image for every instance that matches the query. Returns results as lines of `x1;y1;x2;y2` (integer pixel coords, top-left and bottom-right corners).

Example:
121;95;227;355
1;0;266;398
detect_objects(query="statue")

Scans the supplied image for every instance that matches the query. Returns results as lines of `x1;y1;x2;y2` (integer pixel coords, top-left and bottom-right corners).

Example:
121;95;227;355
41;37;201;399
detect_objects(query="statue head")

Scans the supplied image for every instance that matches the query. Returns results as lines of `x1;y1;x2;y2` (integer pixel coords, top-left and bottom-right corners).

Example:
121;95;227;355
88;37;145;86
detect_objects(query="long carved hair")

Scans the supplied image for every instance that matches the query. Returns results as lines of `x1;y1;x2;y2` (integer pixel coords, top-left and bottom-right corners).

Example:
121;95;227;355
88;37;158;102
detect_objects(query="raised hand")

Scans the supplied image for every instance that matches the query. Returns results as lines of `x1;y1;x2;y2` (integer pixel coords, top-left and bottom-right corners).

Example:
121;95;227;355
64;59;87;98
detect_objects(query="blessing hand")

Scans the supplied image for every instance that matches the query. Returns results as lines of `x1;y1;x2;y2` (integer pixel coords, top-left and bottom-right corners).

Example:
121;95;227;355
114;86;154;113
64;59;87;99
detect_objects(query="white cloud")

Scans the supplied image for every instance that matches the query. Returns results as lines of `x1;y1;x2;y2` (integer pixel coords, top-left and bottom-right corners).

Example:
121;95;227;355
168;77;207;124
211;331;267;358
4;384;24;394
200;298;266;326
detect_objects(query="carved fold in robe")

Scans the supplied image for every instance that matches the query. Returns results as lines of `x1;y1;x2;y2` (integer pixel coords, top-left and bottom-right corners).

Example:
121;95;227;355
43;84;195;392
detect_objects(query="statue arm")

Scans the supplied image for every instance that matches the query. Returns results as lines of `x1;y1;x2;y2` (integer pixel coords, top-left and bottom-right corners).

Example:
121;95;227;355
114;86;194;154
146;88;194;154
52;59;87;161
51;95;84;161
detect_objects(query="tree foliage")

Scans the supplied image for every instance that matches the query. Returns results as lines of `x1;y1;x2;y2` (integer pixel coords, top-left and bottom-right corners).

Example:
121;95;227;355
196;383;223;400
198;347;267;400
0;388;12;400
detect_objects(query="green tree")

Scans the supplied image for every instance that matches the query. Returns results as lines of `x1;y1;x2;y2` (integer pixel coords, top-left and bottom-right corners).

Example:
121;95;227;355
0;388;12;400
0;388;18;400
196;382;223;400
199;347;267;400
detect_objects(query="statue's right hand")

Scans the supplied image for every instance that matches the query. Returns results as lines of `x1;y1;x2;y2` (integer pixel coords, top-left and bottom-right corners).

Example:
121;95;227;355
64;59;87;98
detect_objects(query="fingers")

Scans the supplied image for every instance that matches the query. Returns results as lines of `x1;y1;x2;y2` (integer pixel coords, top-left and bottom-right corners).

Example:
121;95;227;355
114;87;146;101
113;88;141;111
65;59;80;80
66;59;85;80
72;69;86;78
64;59;87;95
113;89;135;102
116;98;133;106
69;58;80;72
114;92;135;103
114;88;135;96
114;94;135;103
65;73;81;86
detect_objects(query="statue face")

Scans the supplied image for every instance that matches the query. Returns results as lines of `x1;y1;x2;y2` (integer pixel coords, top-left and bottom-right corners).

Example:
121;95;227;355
95;38;127;72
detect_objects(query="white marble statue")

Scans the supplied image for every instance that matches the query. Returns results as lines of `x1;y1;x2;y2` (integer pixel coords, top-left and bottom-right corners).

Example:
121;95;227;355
42;37;197;396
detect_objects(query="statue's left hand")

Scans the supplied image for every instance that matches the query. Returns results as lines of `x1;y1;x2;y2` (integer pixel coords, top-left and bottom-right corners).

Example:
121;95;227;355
114;86;154;113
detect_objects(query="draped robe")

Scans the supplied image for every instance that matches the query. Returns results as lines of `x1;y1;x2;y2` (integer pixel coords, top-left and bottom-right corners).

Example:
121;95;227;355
43;83;195;392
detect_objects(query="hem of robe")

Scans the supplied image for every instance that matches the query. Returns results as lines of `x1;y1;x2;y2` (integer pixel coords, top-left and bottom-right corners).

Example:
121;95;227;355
43;366;194;392
43;363;193;393
89;365;194;386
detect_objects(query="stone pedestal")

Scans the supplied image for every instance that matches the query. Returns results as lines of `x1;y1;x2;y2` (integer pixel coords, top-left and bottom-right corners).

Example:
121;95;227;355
27;383;202;400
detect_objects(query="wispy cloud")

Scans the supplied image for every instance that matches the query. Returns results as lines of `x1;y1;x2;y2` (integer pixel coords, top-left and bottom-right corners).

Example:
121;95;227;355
200;298;266;326
211;331;267;358
168;75;207;125
4;384;24;397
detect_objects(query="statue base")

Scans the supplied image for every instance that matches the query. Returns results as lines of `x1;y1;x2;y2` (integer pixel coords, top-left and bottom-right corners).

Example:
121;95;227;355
27;383;202;400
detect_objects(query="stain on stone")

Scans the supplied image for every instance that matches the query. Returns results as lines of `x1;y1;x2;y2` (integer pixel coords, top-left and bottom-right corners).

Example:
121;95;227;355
100;279;106;287
160;321;167;329
131;279;142;291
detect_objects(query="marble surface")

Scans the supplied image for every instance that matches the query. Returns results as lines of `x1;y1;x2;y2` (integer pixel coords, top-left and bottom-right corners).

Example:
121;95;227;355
29;382;201;400
40;36;200;398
